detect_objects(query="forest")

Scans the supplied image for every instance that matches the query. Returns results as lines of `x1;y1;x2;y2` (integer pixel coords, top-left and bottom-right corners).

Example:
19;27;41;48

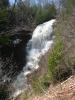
0;0;56;32
0;0;75;100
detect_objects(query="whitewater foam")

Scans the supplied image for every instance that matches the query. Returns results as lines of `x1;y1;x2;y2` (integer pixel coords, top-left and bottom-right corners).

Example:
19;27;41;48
12;19;56;99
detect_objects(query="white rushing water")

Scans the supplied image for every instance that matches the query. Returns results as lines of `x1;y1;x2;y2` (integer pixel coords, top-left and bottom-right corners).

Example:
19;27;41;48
13;19;56;98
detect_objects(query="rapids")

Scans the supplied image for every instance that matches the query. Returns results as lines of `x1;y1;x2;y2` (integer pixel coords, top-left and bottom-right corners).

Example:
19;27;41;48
13;19;56;98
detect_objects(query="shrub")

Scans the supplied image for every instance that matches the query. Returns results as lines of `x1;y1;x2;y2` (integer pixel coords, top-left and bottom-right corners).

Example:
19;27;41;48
31;75;50;94
48;0;74;83
35;4;57;25
48;38;63;82
54;65;72;82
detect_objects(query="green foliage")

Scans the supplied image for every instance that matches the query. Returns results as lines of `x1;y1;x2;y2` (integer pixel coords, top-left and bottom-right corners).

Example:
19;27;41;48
0;0;9;9
48;38;63;81
35;9;46;25
0;34;11;45
0;1;57;31
0;1;10;32
31;75;49;94
47;0;74;83
31;77;43;94
35;4;57;25
45;3;57;19
0;9;9;31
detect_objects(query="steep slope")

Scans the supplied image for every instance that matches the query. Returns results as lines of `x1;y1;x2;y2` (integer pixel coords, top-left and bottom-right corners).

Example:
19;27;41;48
16;5;75;100
29;75;75;100
28;7;75;100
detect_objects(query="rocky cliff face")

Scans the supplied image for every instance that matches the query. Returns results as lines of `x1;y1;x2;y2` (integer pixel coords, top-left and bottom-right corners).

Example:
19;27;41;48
0;30;32;84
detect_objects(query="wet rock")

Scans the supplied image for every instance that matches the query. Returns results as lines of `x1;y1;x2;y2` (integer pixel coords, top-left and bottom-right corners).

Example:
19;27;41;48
0;30;32;84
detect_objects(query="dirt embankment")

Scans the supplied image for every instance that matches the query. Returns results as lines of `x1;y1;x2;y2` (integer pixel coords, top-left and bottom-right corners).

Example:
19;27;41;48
29;75;75;100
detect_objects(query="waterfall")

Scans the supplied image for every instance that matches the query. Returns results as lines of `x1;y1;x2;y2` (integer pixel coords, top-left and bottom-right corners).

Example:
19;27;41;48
13;19;56;98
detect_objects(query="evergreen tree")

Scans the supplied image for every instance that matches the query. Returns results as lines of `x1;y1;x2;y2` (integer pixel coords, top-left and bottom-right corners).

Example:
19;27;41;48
0;0;9;9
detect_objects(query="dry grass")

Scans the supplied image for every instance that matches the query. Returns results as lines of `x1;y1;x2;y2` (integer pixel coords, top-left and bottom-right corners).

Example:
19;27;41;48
29;75;75;100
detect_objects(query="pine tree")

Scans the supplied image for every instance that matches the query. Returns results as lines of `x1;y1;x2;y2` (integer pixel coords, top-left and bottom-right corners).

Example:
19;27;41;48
0;0;9;9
